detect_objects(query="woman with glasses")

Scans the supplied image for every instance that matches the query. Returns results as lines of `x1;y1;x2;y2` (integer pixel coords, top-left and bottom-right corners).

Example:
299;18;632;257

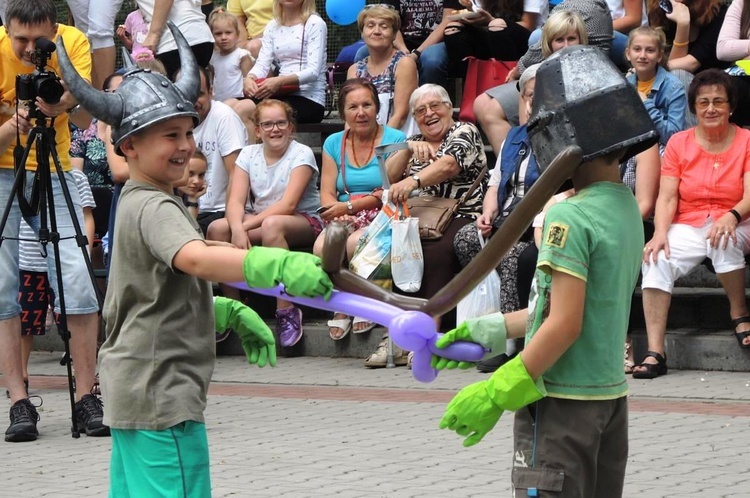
207;99;323;349
636;69;750;379
347;4;418;134
312;79;406;347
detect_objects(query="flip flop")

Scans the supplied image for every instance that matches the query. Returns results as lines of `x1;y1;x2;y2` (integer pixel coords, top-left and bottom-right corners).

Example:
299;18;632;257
327;314;351;340
352;316;376;334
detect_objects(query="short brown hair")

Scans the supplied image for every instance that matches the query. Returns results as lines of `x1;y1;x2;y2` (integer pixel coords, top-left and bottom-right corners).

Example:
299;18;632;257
357;6;401;34
337;78;381;116
687;69;737;114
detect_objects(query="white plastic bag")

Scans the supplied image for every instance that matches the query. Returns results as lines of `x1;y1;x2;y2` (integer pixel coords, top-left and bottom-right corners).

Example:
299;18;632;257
456;229;502;323
391;214;423;293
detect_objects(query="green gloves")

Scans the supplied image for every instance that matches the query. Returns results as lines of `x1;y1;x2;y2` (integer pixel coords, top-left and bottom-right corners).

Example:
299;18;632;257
214;296;276;368
439;355;546;447
243;247;333;299
431;312;509;370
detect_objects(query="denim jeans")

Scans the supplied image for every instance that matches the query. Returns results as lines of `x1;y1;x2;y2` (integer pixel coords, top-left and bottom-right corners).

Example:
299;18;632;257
0;168;98;318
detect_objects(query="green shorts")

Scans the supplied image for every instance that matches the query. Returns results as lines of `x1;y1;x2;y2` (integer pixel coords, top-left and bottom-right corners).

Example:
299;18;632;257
109;421;211;498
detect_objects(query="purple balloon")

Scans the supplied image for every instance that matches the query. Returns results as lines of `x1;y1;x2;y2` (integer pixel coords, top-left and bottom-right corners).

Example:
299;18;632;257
229;283;486;382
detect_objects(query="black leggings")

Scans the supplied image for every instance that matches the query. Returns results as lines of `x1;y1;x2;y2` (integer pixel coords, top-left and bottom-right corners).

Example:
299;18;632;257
278;95;326;124
444;22;531;78
158;42;215;79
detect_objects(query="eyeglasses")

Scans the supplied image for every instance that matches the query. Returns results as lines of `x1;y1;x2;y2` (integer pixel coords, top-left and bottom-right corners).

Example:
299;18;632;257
413;101;449;118
364;3;396;10
695;98;729;110
258;120;290;131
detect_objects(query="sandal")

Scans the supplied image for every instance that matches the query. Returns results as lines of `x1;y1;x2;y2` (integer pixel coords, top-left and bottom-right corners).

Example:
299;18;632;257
732;316;750;349
632;351;668;379
352;316;376;334
624;338;635;375
327;313;351;341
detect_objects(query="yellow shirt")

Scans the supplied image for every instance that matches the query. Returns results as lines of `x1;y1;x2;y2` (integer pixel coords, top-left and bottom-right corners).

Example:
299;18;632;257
0;24;91;172
637;75;655;97
227;0;275;39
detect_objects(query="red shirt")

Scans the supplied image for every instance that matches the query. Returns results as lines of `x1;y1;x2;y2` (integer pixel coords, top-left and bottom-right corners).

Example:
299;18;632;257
662;126;750;227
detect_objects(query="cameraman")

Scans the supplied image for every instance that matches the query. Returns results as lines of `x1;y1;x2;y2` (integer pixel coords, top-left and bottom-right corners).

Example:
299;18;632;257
0;0;106;442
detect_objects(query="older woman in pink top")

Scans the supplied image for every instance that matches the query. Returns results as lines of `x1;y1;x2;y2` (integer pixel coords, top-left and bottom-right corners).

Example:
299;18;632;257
635;69;750;379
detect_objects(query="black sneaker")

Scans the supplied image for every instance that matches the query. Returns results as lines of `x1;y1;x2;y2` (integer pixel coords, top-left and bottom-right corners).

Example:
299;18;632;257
5;398;40;442
74;393;110;437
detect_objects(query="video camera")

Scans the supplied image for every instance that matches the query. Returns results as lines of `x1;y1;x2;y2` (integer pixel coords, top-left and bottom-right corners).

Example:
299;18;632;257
15;37;64;120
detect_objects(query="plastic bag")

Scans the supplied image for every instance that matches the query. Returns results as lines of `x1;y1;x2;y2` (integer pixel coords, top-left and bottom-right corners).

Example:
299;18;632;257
456;229;502;323
349;203;397;290
391;210;423;292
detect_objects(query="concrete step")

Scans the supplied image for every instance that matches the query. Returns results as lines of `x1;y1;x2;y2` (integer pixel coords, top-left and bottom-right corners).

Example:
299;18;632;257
35;317;750;372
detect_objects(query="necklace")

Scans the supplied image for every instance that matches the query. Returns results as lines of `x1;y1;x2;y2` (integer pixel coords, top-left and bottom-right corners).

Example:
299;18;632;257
351;127;377;167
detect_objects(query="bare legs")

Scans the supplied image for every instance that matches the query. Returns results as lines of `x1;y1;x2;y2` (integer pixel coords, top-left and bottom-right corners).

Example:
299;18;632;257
717;268;750;346
0;317;27;403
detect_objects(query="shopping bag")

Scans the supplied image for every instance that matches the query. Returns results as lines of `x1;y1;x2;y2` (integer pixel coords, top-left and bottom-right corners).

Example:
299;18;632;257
391;206;423;292
349;203;397;290
456;229;502;323
458;57;517;123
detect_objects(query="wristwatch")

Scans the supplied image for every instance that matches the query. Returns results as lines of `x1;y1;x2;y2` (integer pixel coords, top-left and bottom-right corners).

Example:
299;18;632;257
346;200;354;214
411;174;421;188
410;49;422;60
184;201;199;208
66;104;82;116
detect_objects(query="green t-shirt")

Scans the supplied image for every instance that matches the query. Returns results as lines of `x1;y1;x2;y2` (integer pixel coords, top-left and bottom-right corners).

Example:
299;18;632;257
101;182;215;430
526;182;643;400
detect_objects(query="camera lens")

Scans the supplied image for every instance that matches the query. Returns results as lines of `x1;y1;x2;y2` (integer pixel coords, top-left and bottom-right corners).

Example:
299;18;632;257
35;75;64;104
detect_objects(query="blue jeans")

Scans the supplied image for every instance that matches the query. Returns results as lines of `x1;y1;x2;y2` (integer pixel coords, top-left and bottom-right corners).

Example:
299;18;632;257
0;169;98;318
354;42;449;86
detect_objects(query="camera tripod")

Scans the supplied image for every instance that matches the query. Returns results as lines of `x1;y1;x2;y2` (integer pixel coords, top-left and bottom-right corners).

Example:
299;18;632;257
0;110;102;439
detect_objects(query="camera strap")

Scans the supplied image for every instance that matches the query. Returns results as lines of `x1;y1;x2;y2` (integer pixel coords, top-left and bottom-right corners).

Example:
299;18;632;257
13;106;40;218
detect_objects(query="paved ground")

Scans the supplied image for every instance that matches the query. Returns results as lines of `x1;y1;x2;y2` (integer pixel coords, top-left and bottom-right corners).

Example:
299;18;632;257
1;352;749;497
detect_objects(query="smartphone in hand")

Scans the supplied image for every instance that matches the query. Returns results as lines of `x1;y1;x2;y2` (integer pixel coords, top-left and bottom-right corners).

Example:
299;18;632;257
316;206;329;214
659;0;672;14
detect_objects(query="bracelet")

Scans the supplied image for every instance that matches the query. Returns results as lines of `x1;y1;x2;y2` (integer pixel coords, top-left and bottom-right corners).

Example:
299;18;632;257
730;209;742;223
184;201;199;208
672;40;688;47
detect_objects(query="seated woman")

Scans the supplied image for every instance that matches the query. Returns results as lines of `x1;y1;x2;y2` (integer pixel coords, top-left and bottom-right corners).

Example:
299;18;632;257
443;0;532;79
473;8;592;153
243;0;328;124
207;99;323;349
636;70;750;379
381;83;488;366
717;0;750;127
347;5;418;134
312;79;406;341
452;64;543;373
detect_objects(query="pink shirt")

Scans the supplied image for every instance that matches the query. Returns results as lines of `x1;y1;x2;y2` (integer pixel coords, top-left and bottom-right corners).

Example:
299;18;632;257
717;0;750;62
662;126;750;227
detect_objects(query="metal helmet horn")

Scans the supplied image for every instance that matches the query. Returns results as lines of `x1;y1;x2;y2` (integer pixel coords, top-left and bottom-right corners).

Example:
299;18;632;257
527;45;659;171
56;21;200;155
